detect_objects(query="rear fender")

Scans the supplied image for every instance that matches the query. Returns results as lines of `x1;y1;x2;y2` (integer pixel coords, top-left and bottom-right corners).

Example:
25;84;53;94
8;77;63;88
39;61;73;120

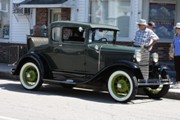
13;52;45;77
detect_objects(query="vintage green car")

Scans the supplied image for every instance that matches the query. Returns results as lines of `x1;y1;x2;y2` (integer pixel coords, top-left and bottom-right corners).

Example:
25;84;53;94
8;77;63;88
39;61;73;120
12;21;172;102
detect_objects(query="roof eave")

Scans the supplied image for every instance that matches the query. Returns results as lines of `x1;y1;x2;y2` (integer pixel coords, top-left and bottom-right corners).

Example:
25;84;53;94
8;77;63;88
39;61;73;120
19;4;74;8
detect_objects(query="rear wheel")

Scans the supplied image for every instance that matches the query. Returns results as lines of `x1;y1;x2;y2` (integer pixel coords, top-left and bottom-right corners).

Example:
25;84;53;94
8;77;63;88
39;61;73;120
108;70;137;102
144;71;170;99
20;62;43;90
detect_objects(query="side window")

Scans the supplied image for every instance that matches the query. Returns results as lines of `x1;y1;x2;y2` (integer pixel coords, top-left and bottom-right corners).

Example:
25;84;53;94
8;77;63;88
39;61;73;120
62;27;85;43
52;27;61;42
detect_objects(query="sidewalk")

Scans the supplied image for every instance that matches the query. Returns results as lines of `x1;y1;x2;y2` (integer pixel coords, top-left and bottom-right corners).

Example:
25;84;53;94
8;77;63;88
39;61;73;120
0;62;180;100
0;63;18;80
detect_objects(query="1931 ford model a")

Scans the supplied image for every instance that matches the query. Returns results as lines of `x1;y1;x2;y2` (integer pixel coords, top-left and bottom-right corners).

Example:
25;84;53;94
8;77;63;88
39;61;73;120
12;21;172;103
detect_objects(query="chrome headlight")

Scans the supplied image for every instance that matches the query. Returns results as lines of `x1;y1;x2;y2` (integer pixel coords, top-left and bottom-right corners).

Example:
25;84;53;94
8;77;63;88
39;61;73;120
151;52;159;63
134;49;142;62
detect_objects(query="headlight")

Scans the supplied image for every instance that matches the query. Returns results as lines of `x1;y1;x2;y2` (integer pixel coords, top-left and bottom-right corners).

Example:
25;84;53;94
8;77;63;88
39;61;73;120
134;49;142;62
151;52;159;63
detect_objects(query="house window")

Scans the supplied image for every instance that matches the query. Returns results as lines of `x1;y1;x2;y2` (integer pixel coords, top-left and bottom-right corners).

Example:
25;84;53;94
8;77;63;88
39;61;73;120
149;2;175;40
0;0;10;39
142;0;177;41
50;8;71;22
90;0;131;38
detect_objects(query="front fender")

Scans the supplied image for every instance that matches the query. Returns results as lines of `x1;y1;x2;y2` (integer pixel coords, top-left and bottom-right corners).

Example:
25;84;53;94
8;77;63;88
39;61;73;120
159;64;168;73
159;64;169;79
13;52;45;76
151;63;168;73
90;61;143;83
106;61;143;79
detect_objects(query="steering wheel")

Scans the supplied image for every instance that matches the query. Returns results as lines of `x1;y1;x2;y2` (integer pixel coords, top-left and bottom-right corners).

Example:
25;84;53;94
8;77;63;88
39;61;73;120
98;37;108;42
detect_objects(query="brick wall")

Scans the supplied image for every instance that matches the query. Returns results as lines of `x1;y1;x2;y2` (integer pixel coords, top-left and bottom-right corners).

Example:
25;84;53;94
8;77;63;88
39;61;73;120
153;43;170;61
32;8;48;37
36;8;48;25
0;43;27;64
0;43;9;63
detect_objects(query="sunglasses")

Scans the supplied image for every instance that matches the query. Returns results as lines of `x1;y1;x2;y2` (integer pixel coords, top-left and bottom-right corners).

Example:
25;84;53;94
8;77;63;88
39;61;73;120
138;24;146;27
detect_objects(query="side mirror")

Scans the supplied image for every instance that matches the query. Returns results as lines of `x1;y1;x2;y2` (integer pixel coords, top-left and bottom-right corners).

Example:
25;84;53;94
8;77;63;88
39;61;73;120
89;39;92;43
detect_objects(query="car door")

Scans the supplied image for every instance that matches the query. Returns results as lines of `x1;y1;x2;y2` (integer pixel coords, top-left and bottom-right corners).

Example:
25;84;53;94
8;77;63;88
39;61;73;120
55;27;86;74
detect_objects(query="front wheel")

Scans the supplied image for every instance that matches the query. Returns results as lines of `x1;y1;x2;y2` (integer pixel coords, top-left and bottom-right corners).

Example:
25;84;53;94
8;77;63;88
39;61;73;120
20;62;43;90
108;70;138;103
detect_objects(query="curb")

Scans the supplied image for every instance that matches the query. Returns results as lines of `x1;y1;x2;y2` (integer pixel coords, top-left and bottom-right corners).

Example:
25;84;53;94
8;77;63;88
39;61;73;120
136;88;180;100
164;89;180;100
0;72;19;80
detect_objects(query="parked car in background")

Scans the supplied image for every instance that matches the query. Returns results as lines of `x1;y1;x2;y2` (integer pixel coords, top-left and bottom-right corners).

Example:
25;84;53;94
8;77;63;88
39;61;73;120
12;21;172;103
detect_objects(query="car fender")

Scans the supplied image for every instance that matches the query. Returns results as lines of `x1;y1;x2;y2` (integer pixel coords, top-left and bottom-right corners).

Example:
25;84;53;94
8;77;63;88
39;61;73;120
159;64;169;77
13;52;45;76
159;64;168;73
90;60;143;83
153;63;168;73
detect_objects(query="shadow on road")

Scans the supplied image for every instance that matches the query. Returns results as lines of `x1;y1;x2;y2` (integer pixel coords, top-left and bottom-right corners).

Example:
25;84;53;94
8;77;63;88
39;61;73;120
0;81;162;104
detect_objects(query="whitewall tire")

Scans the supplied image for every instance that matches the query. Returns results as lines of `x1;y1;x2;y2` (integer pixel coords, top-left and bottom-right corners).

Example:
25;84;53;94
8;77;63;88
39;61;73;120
108;70;137;102
20;62;42;90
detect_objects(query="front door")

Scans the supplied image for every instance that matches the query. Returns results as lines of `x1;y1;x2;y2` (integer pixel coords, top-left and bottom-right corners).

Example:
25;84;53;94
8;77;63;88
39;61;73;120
46;26;86;81
55;27;86;74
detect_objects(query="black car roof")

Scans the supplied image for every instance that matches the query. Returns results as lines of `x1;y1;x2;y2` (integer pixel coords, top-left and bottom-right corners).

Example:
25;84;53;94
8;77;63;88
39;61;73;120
51;21;120;31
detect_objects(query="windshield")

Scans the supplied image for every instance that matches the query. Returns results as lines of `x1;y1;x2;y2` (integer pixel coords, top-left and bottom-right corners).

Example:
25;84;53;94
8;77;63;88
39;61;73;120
89;29;116;43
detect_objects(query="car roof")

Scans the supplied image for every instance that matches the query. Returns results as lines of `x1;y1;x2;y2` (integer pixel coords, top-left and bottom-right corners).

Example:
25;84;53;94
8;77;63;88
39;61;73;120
51;21;120;31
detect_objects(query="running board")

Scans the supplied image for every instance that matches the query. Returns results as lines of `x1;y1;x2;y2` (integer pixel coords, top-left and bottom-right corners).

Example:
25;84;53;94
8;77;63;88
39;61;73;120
43;79;84;85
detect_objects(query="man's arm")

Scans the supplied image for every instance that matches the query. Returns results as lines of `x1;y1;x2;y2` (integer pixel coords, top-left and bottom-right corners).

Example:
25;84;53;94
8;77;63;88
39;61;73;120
147;31;159;51
147;40;157;51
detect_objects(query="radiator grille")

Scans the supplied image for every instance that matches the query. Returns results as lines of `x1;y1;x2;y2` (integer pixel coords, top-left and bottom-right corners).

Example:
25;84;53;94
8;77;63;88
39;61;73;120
139;49;150;80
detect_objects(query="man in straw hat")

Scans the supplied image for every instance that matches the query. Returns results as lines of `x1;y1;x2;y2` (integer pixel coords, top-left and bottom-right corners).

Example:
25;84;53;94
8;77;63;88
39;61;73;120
133;19;159;51
171;22;180;88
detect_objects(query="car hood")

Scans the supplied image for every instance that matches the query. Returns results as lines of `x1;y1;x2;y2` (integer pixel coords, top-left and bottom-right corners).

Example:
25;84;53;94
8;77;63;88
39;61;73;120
88;43;136;54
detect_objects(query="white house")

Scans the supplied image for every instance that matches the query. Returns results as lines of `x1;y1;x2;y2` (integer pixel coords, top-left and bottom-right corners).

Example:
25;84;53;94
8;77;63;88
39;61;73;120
0;0;89;63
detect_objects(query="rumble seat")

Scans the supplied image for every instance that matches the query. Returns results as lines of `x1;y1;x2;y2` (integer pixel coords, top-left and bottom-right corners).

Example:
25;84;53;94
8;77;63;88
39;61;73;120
27;37;48;50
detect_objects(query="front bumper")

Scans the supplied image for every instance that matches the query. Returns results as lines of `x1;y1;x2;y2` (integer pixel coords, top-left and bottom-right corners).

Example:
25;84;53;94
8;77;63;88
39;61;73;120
138;78;172;86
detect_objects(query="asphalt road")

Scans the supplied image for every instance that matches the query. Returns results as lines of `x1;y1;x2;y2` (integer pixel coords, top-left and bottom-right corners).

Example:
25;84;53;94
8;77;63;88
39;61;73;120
0;79;180;120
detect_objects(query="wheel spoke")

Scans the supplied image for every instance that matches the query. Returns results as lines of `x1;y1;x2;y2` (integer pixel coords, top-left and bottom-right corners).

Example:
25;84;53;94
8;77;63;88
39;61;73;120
23;66;38;86
108;70;136;102
111;74;131;98
20;62;42;90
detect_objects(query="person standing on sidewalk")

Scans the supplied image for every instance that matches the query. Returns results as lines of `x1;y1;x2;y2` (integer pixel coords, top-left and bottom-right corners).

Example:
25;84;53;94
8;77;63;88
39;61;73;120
172;22;180;88
148;21;156;31
133;19;159;51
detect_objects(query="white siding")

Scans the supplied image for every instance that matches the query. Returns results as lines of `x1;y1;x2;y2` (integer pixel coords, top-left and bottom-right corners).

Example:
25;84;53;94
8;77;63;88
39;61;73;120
10;0;30;44
76;0;89;22
130;0;140;40
11;15;30;44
